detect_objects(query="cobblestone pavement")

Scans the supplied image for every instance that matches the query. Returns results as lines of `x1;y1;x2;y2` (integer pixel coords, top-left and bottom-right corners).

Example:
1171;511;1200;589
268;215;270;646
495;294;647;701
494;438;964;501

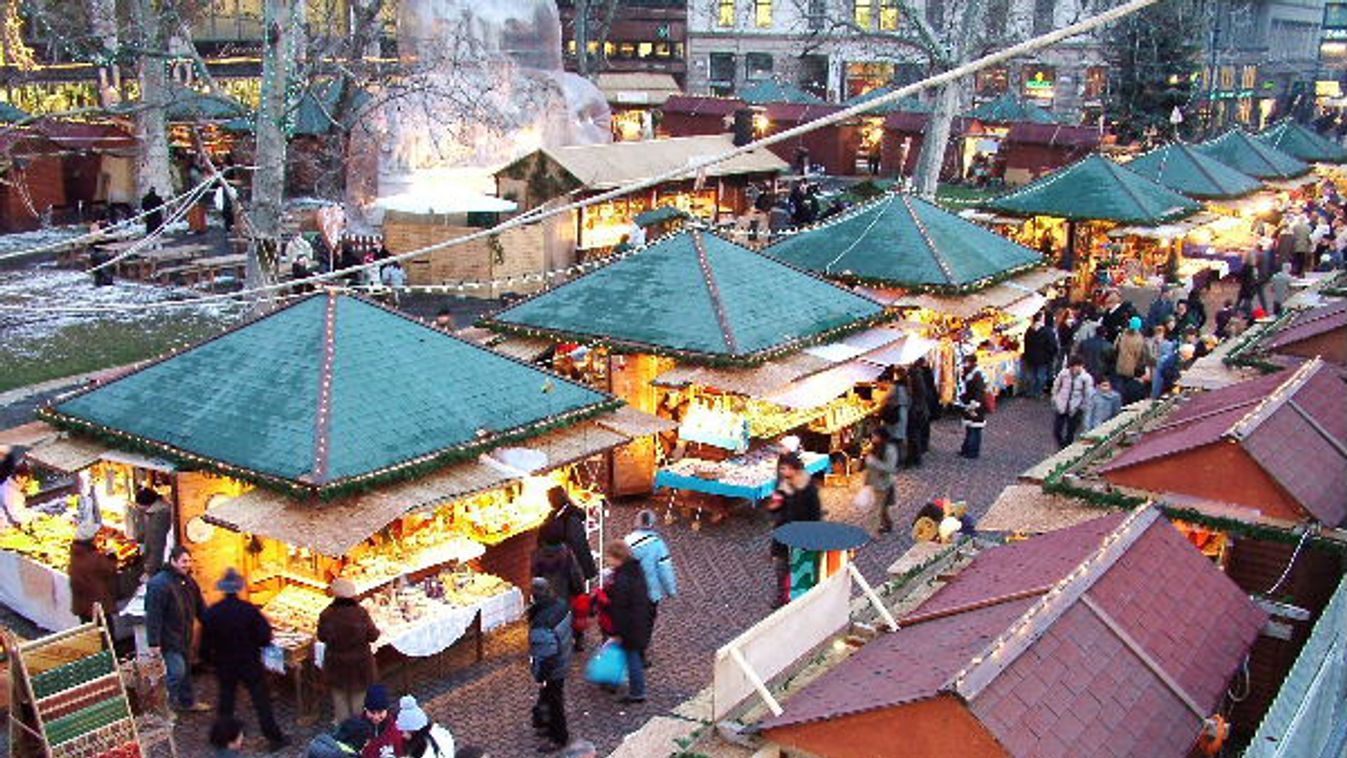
1;396;1058;757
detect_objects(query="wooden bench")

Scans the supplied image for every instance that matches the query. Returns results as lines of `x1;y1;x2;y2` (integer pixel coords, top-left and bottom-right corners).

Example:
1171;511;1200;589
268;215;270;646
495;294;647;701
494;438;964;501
154;254;247;287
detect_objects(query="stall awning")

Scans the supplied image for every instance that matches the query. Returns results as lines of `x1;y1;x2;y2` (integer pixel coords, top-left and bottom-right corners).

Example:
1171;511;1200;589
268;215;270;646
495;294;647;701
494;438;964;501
652;351;833;396
872;267;1070;319
0;422;60;448
1107;211;1222;240
857;334;941;367
766;362;886;410
27;436;114;473
597;73;682;106
593;405;678;437
204;422;631;556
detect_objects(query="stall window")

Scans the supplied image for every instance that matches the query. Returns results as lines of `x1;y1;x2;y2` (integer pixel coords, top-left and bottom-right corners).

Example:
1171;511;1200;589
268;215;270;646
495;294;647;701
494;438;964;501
1240;65;1258;89
1083;66;1107;99
654;42;671;57
799;54;829;97
746;53;774;81
638;42;654;58
855;0;873;29
565;40;577;56
754;0;773;27
717;0;736;27
879;0;900;31
710;52;737;95
975;66;1009;96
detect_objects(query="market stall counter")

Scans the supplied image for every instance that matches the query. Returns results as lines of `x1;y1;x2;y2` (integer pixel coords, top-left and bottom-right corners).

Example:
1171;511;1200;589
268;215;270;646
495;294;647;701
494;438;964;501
655;449;830;524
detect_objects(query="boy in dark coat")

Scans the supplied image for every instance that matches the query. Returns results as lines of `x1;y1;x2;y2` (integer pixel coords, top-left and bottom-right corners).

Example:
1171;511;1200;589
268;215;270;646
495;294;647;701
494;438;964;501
317;578;381;724
603;540;653;704
959;356;988;459
145;546;208;712
528;578;574;752
200;568;289;750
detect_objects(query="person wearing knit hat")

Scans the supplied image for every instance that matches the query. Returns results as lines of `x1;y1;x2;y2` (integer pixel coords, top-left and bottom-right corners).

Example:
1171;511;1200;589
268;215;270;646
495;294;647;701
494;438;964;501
201;567;290;751
305;716;374;757
317;580;381;724
128;486;171;579
395;695;455;758
358;684;403;758
625;508;677;666
68;520;116;625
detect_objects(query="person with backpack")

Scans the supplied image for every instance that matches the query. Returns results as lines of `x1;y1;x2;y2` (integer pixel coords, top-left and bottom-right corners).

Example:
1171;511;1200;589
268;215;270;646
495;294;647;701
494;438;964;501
624;510;677;659
528;577;574;752
306;717;373;758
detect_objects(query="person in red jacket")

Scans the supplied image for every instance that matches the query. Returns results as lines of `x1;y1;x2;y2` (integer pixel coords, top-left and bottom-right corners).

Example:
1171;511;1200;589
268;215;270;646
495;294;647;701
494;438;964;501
358;684;403;758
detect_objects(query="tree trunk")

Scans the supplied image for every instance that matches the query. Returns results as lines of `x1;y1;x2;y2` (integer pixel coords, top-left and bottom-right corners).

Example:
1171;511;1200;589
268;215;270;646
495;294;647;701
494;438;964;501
315;0;384;199
247;0;304;302
131;0;173;202
912;83;958;198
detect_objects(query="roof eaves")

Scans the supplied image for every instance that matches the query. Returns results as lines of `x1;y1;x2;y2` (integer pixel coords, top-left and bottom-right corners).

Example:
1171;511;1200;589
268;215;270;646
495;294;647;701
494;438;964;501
1226;358;1322;441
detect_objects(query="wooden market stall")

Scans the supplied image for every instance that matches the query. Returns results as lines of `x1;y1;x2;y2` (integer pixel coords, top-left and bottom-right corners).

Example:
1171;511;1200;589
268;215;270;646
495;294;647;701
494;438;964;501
765;191;1051;401
483;228;898;521
24;293;650;690
983;154;1203;302
658;95;744;139
1196;129;1314;183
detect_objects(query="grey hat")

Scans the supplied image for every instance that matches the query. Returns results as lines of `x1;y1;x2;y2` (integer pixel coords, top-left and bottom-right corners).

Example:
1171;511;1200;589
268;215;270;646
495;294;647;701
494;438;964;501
216;567;246;594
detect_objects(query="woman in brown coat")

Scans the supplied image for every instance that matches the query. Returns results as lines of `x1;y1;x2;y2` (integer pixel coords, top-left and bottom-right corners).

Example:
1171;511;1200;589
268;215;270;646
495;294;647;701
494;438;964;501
316;578;380;724
69;521;118;624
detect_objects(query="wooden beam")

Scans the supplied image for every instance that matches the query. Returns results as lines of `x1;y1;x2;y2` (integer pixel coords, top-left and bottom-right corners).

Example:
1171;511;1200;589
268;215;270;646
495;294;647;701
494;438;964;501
1080;594;1206;718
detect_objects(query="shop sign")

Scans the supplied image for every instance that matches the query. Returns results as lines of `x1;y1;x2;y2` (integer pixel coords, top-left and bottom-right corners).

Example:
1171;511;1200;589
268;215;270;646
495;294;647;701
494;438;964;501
1023;69;1055;99
1317;80;1343;98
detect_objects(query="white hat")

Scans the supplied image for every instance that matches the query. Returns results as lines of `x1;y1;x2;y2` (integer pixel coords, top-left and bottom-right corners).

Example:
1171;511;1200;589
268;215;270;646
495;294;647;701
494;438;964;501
74;521;100;542
395;695;428;732
779;435;801;453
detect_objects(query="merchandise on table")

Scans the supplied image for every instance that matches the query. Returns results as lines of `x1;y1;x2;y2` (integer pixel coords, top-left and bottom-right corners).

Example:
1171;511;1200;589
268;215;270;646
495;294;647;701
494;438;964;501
679;402;751;451
261;584;330;649
0;514;139;572
744;400;826;440
806;392;881;434
359;570;515;641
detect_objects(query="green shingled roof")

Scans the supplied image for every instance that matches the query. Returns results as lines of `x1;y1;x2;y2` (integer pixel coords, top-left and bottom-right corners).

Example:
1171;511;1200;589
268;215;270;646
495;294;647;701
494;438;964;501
965;93;1058;125
1197;129;1311;180
739;79;827;106
984;155;1201;225
1124;143;1264;199
1257;121;1347;164
486;229;884;363
45;293;612;495
844;87;931;115
765;193;1041;289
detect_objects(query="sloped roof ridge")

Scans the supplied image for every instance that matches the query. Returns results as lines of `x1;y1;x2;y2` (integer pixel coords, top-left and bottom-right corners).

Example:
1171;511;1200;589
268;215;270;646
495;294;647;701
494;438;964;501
901;195;955;284
689;229;738;353
1173;143;1226;192
1227;357;1323;441
949;507;1162;700
304;291;340;484
1103;157;1162;221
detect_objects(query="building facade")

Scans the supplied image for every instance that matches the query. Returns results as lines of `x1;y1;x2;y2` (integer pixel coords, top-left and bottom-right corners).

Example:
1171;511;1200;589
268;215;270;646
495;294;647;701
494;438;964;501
1201;0;1324;128
557;0;689;85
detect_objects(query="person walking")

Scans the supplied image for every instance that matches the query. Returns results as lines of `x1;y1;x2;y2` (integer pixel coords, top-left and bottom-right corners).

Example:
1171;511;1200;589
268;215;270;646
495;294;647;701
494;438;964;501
1021;312;1057;398
958;356;988;460
317;578;380;724
625;509;677;652
1051;356;1095;449
1270;262;1293;314
766;453;822;607
543;487;598;649
528;577;573;753
130;487;172;581
358;685;403;758
905;369;931;466
603;540;654;704
862;428;901;535
145;546;209;713
209;716;246;758
1083;378;1123;431
531;520;585;658
200;568;289;751
141;187;165;237
306;718;374;758
69;521;117;624
395;695;455;758
879;371;910;464
1113;317;1147;386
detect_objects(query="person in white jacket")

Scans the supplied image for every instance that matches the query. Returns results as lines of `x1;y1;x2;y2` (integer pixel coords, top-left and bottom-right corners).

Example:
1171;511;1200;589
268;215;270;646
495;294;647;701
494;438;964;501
396;695;455;758
1051;356;1095;449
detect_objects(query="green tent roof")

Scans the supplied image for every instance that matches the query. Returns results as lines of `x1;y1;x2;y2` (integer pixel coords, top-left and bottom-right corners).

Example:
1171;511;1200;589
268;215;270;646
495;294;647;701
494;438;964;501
45;293;612;495
163;85;247;121
764;193;1041;289
984;155;1201;225
844;87;931;115
1196;129;1310;180
634;205;688;227
1124;143;1264;200
965;93;1058;125
0;102;28;123
1257;121;1347;164
486;229;884;363
221;80;371;136
739;79;826;106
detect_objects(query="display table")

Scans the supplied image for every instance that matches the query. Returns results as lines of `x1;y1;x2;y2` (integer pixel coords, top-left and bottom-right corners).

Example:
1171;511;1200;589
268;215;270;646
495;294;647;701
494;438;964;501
655;450;830;502
0;549;80;631
369;587;525;658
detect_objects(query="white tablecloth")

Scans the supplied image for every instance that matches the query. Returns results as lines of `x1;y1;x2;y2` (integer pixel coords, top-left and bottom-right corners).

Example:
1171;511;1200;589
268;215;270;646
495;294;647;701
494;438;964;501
0;550;81;631
316;588;526;661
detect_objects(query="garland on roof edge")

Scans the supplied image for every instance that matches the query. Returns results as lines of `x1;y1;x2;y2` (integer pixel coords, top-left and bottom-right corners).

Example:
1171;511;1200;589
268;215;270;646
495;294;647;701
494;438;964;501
37;398;624;502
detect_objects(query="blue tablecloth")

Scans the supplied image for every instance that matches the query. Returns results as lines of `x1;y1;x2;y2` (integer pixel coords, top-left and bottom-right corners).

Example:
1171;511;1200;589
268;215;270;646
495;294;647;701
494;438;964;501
654;452;830;501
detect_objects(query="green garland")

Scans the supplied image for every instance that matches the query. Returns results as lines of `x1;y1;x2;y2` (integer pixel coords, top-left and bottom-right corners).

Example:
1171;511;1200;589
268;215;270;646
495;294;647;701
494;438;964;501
1222;308;1299;373
828;261;1046;297
38;398;624;501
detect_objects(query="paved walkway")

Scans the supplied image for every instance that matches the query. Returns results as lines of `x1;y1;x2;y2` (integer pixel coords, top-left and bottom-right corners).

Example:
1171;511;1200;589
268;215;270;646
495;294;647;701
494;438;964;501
1;397;1058;757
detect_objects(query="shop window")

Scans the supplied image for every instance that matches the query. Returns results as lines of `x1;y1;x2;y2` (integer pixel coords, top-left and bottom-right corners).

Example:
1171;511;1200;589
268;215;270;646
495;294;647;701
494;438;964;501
1032;0;1055;35
1240;65;1258;89
638;42;654;58
1022;65;1056;101
710;52;737;94
846;61;896;99
895;63;924;86
1219;66;1235;89
565;40;577;56
975;66;1009;96
807;0;827;30
799;54;829;97
755;0;773;27
746;53;774;81
674;43;685;57
654;42;672;58
717;0;736;27
618;42;637;59
1083;66;1107;99
878;0;900;30
855;0;873;29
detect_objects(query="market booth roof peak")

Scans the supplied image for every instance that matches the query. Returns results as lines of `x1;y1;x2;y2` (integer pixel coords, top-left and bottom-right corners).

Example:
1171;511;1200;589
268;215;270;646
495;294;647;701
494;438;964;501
1123;143;1264;200
484;228;885;364
42;292;615;498
765;192;1042;290
844;86;932;115
1256;120;1347;165
738;79;827;106
963;93;1060;125
983;154;1202;225
1196;129;1311;180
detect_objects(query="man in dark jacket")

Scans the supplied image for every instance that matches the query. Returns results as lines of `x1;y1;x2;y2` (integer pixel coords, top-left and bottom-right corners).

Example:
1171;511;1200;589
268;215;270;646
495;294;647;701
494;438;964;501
766;453;822;607
130;487;172;580
1021;312;1057;398
141;187;165;237
959;356;988;459
145;546;208;711
528;578;574;751
603;540;653;704
545;488;597;580
201;568;288;750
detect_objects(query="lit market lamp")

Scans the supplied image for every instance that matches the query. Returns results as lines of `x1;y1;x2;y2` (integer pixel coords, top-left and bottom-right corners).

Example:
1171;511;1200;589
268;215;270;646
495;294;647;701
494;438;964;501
771;521;869;602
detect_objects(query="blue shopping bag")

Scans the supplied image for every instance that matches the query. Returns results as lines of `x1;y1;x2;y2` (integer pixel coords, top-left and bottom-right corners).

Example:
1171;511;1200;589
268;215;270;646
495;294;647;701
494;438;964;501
585;640;629;686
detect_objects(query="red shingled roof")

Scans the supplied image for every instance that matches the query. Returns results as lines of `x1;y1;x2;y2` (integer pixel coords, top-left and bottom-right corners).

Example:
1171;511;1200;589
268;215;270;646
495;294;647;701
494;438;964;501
1100;360;1347;525
1267;300;1347;353
760;510;1265;758
660;95;745;117
1003;122;1102;149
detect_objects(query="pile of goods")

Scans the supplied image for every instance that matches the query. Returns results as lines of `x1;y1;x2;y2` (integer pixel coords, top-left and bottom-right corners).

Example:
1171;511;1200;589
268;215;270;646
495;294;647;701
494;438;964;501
0;516;139;571
262;585;330;648
338;531;483;591
360;570;514;638
744;400;824;439
458;491;551;546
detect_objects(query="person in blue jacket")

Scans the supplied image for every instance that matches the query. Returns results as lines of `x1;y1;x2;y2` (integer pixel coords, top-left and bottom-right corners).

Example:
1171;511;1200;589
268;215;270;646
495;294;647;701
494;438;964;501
625;509;677;650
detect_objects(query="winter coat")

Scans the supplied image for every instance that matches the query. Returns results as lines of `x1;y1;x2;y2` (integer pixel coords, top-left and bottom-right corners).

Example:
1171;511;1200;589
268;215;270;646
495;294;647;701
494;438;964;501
305;733;359;758
627;529;677;603
129;498;172;576
880;385;909;441
528;594;574;682
1145;297;1174;330
1114;331;1147;379
548;504;597;580
200;595;272;678
405;724;455;758
1078;334;1108;381
1100;302;1136;343
68;539;118;620
316;598;379;691
607;559;654;651
531;543;585;600
144;565;205;654
770;480;823;557
863;440;900;493
1084;389;1123;431
1051;368;1094;416
1022;323;1057;366
361;715;403;758
1270;269;1293;305
960;369;987;426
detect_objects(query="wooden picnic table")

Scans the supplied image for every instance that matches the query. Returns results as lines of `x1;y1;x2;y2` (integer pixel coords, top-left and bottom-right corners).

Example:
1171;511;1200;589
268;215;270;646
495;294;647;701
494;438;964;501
112;243;214;281
154;253;247;287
